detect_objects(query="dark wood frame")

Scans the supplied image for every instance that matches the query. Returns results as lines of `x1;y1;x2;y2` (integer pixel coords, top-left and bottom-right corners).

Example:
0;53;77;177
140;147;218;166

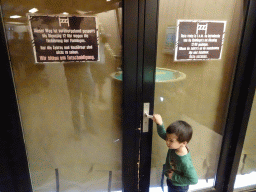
0;6;33;192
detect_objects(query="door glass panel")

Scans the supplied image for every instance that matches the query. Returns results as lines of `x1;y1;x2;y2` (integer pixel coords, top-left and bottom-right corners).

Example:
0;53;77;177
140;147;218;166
1;0;122;191
150;0;245;191
234;91;256;191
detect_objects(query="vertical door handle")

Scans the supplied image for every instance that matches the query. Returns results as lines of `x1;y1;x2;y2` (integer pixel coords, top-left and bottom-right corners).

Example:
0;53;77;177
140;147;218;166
143;103;152;132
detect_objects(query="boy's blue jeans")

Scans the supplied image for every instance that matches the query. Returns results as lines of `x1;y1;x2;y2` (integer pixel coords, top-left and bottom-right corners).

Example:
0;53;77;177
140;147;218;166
167;179;189;192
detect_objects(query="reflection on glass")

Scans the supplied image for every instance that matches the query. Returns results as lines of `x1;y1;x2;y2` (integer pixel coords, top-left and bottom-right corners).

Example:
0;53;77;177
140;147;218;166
150;0;245;191
234;93;256;190
64;63;94;138
2;0;122;191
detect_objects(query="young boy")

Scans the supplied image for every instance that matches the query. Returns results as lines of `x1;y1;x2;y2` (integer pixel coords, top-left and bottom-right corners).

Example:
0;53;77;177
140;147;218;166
152;114;198;192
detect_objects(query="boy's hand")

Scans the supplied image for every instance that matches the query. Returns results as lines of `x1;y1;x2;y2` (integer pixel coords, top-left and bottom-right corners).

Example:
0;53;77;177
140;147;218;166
152;114;163;125
168;171;174;180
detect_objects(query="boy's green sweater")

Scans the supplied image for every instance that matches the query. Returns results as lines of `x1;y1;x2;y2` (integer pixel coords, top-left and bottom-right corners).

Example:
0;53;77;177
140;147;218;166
157;124;198;186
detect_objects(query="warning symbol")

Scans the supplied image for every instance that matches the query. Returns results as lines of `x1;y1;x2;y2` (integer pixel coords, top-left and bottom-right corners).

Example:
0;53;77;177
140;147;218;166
59;17;69;27
196;23;208;35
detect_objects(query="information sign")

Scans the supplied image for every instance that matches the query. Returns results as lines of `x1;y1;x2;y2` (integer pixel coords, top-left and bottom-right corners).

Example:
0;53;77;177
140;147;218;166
28;15;99;63
175;20;226;61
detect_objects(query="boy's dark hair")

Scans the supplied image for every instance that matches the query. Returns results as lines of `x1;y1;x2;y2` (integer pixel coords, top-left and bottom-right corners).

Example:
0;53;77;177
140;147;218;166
166;121;193;143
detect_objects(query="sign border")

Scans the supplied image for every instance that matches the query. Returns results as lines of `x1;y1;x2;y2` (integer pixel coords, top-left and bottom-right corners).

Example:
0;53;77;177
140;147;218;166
27;14;100;64
174;19;227;62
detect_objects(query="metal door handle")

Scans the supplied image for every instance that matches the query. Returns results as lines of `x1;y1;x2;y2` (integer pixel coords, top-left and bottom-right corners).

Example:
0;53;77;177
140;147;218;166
143;103;151;132
145;113;153;119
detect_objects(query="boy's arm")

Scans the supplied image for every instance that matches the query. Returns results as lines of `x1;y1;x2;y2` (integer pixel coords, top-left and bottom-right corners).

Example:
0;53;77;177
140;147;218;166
152;114;166;140
157;124;167;140
171;166;198;185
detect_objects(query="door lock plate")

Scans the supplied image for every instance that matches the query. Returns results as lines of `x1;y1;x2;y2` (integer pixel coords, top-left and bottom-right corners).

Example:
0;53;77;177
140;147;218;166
143;103;150;132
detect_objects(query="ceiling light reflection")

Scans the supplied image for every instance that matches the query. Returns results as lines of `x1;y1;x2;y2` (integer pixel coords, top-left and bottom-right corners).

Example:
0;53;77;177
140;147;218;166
29;8;38;13
10;15;22;19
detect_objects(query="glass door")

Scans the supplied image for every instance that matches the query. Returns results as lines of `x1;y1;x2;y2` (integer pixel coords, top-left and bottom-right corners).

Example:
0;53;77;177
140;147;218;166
1;0;127;191
234;91;256;191
139;0;248;191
